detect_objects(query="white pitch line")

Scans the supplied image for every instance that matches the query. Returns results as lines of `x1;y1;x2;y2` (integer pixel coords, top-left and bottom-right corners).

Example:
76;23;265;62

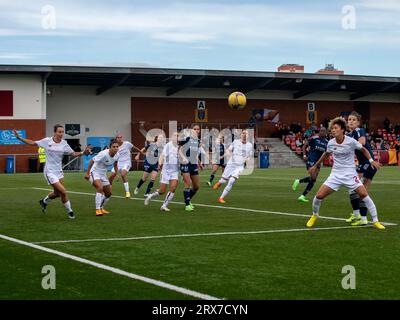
31;188;398;226
0;233;220;300
34;225;369;245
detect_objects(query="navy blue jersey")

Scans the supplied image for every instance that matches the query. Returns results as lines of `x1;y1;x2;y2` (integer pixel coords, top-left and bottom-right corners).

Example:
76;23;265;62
144;142;161;165
179;136;201;164
347;128;374;164
217;143;225;165
307;136;328;163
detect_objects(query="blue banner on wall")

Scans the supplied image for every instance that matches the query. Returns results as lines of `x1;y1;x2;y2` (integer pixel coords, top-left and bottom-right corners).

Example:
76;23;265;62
84;136;113;171
0;130;26;145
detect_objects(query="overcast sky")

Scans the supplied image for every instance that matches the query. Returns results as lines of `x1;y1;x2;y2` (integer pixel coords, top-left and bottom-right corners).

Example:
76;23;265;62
0;0;399;76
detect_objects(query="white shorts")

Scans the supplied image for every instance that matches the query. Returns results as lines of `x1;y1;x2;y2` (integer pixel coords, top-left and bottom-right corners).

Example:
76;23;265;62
117;162;131;173
44;171;64;185
90;170;110;187
222;164;244;180
323;170;363;192
160;170;179;185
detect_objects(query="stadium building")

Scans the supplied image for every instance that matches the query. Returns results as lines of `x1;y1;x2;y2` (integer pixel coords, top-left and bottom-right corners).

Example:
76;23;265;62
1;64;399;172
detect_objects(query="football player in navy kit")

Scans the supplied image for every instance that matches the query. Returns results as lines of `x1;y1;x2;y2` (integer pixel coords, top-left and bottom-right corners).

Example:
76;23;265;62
292;127;328;203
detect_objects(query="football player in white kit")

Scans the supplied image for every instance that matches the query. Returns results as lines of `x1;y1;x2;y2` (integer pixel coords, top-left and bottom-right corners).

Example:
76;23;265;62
306;117;385;230
213;129;253;204
108;134;141;199
13;125;91;219
144;132;179;211
85;139;119;216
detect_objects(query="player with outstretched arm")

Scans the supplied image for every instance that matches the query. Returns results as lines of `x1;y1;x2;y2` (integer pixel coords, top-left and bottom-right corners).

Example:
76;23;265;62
13;125;91;219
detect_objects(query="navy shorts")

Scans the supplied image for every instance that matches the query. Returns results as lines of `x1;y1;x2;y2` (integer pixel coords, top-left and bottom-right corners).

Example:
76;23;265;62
144;160;158;173
357;162;377;180
180;163;199;176
306;160;319;170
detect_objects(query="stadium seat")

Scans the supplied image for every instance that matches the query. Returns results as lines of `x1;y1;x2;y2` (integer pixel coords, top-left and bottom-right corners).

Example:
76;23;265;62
379;151;389;164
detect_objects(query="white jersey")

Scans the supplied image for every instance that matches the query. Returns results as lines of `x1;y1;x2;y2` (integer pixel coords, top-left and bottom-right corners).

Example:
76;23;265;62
36;137;74;173
162;141;179;172
327;136;363;171
91;149;120;175
117;141;133;164
227;139;253;167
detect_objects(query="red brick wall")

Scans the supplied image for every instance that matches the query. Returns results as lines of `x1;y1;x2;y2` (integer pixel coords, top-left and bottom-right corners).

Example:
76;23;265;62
131;98;356;144
0;120;46;173
131;98;400;144
369;102;400;130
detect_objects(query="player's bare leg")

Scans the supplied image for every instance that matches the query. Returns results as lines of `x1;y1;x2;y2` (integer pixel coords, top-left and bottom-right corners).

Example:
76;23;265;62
48;179;75;219
100;184;112;215
92;179;106;216
306;184;335;227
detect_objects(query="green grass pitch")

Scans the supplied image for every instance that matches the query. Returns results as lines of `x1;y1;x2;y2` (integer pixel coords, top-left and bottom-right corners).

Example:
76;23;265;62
0;167;399;300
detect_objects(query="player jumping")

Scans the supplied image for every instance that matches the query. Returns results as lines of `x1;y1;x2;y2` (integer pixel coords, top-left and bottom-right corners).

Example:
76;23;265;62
305;117;385;230
292;127;328;203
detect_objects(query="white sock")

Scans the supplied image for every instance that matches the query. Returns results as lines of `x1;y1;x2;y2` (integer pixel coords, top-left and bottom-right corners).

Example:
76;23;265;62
221;177;236;199
218;178;227;185
353;209;360;217
362;196;379;222
123;182;130;192
44;195;51;204
102;196;111;208
163;192;175;207
95;192;103;210
64;200;72;213
312;197;322;216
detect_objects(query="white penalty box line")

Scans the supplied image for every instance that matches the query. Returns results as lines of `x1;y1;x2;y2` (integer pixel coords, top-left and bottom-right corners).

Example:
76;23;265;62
35;225;369;245
32;188;398;226
0;233;221;300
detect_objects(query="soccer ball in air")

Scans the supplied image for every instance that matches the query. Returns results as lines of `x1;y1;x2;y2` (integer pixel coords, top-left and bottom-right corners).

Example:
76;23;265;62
228;91;247;110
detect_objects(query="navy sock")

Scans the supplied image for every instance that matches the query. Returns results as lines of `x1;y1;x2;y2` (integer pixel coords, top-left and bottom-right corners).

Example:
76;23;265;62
299;176;311;183
183;189;191;206
350;192;360;212
136;178;145;189
302;180;315;196
145;180;155;194
209;174;215;183
189;189;197;199
360;200;368;217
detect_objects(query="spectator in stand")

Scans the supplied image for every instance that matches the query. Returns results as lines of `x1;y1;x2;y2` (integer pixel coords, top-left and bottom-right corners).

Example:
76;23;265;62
322;117;330;130
384;117;391;132
394;123;400;135
370;140;376;150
